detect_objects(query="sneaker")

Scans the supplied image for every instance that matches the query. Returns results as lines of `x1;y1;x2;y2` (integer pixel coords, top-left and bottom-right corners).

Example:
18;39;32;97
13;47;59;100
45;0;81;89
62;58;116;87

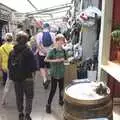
43;82;48;89
19;113;24;120
59;100;64;106
46;104;51;113
2;81;6;86
43;80;50;89
43;82;45;87
1;100;7;106
25;114;32;120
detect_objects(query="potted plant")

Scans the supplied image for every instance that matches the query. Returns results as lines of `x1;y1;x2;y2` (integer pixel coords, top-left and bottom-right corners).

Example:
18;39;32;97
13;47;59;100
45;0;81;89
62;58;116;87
111;29;120;61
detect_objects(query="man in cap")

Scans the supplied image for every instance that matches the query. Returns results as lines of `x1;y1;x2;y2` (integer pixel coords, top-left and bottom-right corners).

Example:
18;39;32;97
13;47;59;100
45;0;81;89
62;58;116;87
36;23;55;89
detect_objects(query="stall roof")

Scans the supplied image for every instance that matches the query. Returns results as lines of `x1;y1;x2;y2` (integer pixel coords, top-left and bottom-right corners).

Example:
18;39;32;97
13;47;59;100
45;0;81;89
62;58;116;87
0;3;16;11
0;0;72;13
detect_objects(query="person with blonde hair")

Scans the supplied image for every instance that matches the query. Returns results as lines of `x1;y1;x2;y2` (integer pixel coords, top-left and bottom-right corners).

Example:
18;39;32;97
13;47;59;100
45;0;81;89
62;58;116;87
0;33;14;86
45;34;67;113
0;33;14;106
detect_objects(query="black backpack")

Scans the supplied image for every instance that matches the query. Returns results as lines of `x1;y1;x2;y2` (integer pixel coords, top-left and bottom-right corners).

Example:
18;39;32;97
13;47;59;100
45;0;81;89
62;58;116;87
9;50;26;81
42;32;53;47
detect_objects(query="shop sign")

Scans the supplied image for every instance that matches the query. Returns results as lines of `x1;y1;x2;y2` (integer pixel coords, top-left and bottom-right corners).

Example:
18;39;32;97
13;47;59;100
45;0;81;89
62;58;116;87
0;8;10;21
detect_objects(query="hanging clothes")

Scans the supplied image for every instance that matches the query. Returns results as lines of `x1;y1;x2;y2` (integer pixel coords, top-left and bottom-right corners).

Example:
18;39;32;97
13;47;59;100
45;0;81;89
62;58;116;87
71;22;81;45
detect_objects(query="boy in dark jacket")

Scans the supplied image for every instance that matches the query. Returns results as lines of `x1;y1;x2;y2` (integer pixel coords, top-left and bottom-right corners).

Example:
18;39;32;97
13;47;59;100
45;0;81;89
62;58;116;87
8;31;37;120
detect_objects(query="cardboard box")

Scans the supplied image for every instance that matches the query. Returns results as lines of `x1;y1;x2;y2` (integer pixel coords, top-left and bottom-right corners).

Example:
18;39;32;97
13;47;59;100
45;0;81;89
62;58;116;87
64;64;77;86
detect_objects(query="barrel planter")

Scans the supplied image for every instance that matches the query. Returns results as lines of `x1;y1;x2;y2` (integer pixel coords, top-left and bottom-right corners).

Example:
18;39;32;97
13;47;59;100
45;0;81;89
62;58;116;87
64;81;113;120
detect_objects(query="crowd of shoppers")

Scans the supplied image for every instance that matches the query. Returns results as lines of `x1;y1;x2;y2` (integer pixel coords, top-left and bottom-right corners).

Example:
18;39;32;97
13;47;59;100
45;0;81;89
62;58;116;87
0;23;67;120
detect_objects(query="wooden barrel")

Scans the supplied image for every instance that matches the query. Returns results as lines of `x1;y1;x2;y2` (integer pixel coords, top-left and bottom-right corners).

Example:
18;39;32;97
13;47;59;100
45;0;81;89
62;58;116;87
64;81;113;120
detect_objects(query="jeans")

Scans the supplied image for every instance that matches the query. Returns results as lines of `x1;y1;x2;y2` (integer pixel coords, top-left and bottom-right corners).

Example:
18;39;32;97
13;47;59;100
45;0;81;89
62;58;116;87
14;78;34;114
2;71;7;85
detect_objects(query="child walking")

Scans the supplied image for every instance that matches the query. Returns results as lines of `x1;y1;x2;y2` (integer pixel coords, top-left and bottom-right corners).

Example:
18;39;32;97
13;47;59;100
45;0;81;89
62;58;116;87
45;34;67;113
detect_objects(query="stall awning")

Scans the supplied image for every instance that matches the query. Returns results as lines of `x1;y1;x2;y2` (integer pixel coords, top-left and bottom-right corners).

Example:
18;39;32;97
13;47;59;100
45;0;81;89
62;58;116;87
0;0;72;13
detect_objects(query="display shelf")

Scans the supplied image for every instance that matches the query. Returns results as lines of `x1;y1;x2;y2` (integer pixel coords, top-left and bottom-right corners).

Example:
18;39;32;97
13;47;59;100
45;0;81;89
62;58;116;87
101;61;120;82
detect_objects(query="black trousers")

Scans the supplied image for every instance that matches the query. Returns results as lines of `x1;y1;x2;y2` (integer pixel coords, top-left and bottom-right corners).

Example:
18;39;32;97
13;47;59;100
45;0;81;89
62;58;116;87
14;78;34;114
2;71;7;85
47;77;64;105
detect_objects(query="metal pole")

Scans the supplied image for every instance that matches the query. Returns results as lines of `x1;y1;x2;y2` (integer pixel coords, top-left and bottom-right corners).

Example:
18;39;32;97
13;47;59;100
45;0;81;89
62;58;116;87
26;0;38;11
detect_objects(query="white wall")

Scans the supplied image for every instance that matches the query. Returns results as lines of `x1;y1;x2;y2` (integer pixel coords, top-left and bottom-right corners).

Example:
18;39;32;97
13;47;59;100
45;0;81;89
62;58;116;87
82;25;97;60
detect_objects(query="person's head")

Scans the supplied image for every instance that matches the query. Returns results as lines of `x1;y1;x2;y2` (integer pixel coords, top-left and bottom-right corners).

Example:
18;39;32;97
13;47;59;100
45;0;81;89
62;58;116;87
17;24;23;29
16;31;28;45
5;33;13;42
43;23;50;30
26;29;30;35
55;34;65;47
26;29;31;41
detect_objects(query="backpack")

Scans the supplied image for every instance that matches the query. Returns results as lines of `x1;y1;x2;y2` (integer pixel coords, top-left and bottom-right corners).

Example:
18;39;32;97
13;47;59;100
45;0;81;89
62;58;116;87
42;32;53;47
9;50;26;81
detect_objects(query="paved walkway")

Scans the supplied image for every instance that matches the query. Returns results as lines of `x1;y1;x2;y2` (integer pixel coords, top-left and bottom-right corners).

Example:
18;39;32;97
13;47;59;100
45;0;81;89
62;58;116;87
0;72;63;120
0;72;120;120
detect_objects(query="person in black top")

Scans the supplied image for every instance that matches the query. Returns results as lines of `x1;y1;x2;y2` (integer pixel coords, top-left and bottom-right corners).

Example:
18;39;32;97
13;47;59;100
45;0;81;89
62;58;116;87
8;31;37;120
26;29;31;41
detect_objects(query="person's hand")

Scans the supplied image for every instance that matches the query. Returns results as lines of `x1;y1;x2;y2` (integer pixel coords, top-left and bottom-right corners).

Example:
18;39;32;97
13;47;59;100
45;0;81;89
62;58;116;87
59;58;65;62
32;72;36;79
41;49;47;54
55;58;65;62
2;68;7;72
0;68;2;71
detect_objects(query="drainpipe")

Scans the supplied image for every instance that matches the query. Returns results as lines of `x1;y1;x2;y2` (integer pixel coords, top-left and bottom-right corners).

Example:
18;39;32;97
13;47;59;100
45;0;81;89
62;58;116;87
80;0;83;12
99;0;102;10
96;0;102;40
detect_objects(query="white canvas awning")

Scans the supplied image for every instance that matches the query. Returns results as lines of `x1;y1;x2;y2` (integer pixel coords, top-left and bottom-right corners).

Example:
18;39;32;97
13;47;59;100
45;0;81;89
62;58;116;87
0;0;72;23
0;0;72;13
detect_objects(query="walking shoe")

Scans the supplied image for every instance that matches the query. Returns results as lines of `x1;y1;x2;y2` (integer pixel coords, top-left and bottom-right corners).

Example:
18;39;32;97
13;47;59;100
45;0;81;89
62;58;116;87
1;100;7;106
46;104;51;113
2;81;6;86
43;82;48;89
59;100;64;106
19;113;24;120
43;80;50;89
25;114;32;120
43;82;45;87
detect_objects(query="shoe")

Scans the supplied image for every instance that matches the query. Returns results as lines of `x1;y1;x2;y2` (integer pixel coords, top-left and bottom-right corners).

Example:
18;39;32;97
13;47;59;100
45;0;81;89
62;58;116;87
2;81;6;86
59;100;64;106
46;104;51;113
1;99;7;106
43;80;50;89
43;82;45;87
19;113;24;120
43;82;47;89
25;114;32;120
